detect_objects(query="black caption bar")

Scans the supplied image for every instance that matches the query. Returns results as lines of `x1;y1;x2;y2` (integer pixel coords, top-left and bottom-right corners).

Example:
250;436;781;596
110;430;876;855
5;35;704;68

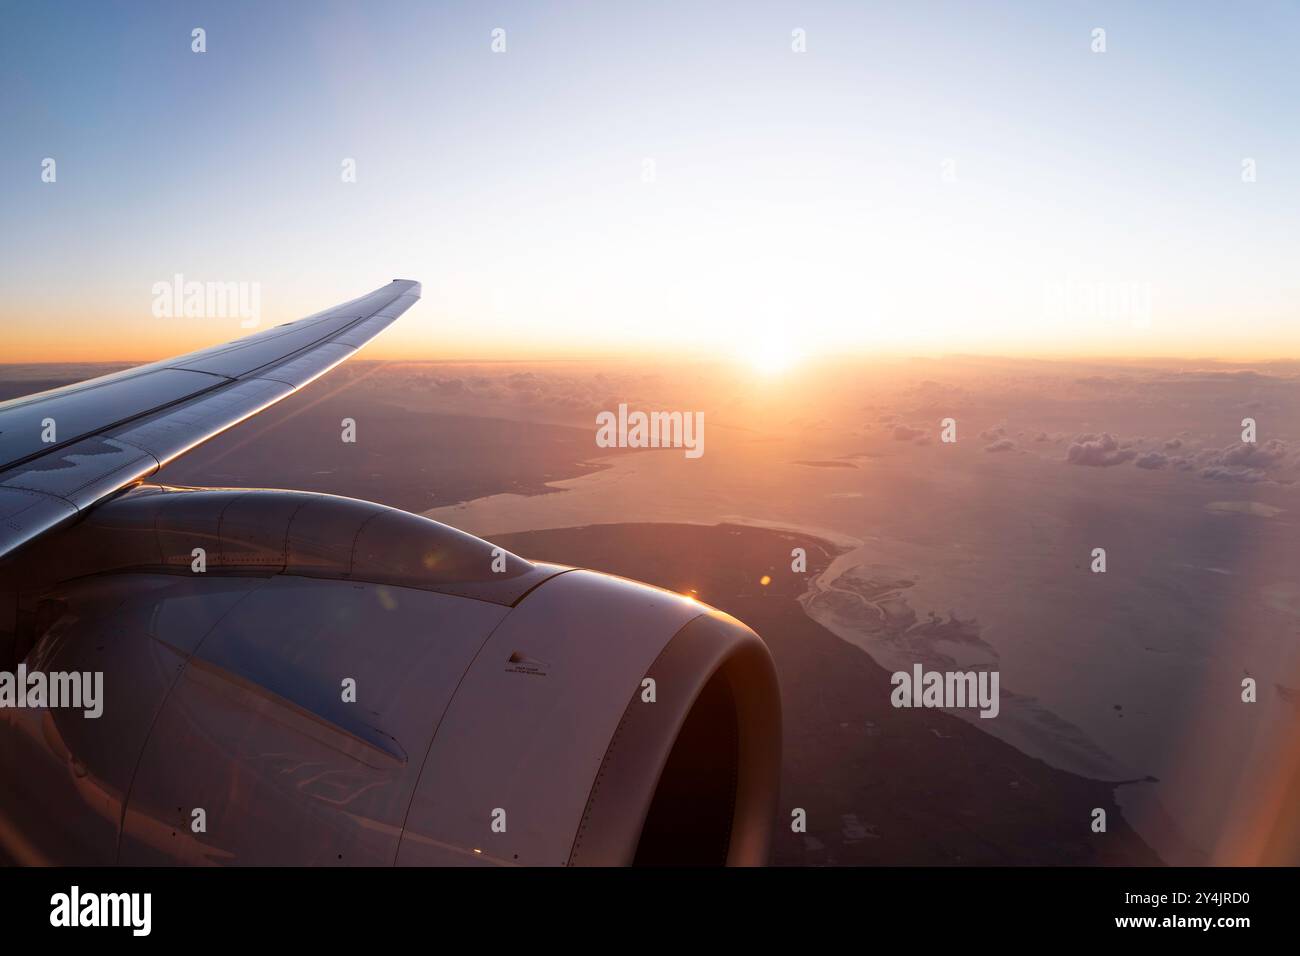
0;865;1286;942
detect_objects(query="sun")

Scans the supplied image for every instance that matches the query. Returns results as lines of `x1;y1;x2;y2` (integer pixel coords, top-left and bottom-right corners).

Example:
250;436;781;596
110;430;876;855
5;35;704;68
742;335;799;376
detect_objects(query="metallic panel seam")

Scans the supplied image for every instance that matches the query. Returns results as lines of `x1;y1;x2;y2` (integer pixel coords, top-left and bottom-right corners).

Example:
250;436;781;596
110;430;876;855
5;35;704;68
277;494;315;569
344;508;387;578
215;490;252;566
507;566;575;608
225;292;405;383
156;369;232;382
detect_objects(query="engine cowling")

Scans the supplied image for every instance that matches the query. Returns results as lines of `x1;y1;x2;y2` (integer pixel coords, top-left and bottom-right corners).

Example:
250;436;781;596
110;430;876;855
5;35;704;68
0;485;781;866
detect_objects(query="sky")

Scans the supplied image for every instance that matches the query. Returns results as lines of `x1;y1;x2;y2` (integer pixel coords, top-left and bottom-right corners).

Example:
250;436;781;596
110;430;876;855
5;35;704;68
2;0;1299;364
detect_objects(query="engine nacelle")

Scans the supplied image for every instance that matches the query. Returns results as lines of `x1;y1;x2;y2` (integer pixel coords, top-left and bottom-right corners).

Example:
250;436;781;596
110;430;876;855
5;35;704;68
0;485;781;866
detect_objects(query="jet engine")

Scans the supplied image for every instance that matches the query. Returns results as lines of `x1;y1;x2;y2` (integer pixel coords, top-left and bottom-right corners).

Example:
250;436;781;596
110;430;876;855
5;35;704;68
0;484;781;866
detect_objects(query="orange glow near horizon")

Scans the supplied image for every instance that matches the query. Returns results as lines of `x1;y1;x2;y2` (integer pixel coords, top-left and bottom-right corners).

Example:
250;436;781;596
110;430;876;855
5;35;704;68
2;293;1297;367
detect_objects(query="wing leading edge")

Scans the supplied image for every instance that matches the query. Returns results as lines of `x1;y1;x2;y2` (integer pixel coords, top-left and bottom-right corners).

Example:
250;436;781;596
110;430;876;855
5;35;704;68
0;279;420;560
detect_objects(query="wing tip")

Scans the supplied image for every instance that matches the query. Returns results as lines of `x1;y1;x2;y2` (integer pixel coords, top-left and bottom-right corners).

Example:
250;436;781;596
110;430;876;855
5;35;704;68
390;278;422;298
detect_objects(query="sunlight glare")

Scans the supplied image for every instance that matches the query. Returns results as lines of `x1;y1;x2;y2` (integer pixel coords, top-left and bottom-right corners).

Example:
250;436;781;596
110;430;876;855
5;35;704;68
743;335;800;376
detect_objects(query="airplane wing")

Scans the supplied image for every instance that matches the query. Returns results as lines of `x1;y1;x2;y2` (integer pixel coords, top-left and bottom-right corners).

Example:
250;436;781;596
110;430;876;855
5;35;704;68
0;279;420;560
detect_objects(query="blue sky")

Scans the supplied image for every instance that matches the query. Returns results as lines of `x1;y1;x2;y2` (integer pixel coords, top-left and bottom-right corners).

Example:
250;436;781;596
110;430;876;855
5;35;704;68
3;0;1299;362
